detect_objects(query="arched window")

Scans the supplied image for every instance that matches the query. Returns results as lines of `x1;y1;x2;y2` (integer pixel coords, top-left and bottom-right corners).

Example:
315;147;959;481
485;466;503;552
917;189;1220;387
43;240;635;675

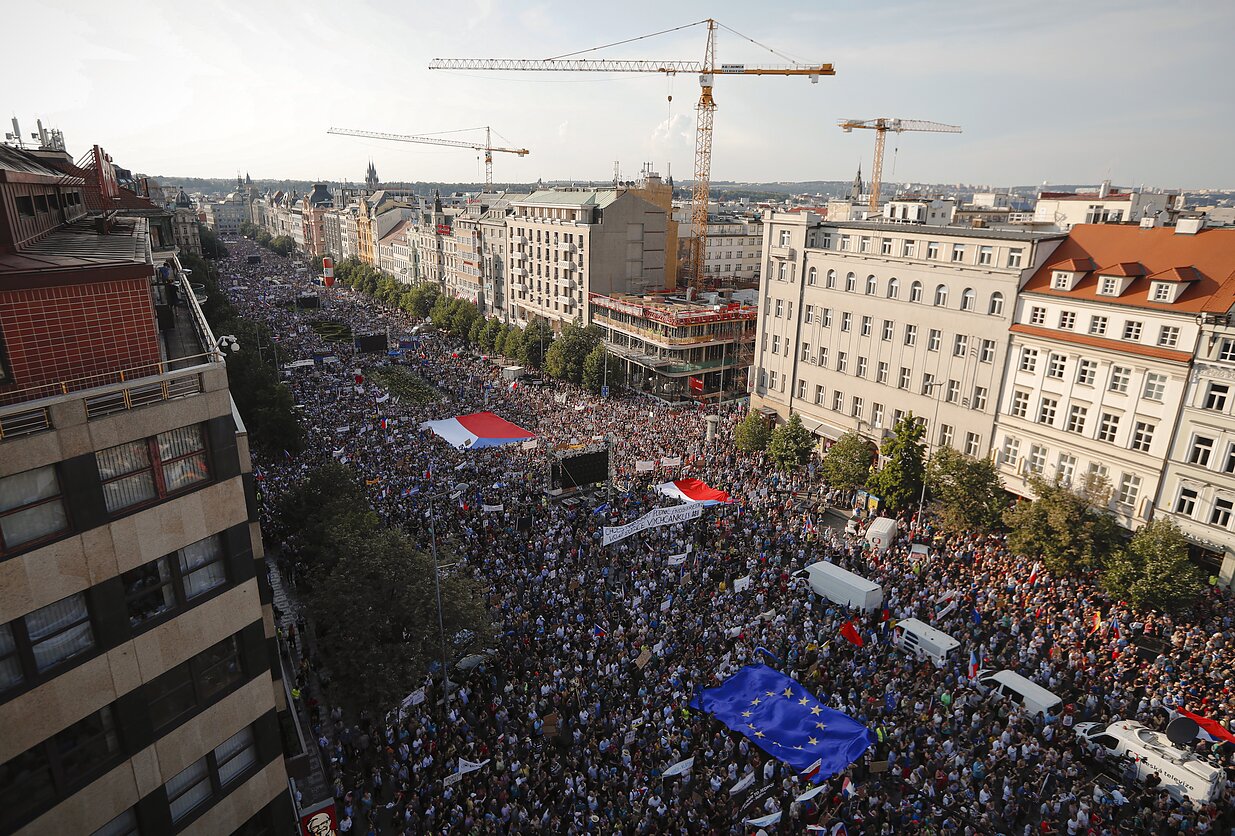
989;292;1005;316
826;269;837;289
934;284;949;307
961;288;976;311
910;281;923;303
887;277;900;299
807;266;817;286
866;275;877;295
845;272;856;292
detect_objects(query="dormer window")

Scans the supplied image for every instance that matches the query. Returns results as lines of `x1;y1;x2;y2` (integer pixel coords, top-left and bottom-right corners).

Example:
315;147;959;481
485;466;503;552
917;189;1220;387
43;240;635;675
1149;281;1181;303
1099;276;1118;295
1052;271;1074;290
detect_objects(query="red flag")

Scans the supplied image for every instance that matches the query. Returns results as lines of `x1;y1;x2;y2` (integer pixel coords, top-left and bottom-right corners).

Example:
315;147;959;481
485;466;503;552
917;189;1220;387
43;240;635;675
1177;706;1235;746
840;620;864;647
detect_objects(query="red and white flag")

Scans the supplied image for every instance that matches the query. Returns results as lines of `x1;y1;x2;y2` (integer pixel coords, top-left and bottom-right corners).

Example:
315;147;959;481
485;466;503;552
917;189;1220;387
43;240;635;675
1177;706;1235;746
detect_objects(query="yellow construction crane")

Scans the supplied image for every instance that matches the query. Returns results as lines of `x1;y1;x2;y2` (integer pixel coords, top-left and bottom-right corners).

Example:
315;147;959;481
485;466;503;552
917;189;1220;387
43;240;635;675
326;126;529;191
429;19;834;290
837;118;962;211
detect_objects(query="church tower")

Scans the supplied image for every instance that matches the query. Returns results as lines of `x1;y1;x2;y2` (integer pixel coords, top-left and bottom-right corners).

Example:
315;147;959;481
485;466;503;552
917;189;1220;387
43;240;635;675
365;160;379;190
849;164;863;202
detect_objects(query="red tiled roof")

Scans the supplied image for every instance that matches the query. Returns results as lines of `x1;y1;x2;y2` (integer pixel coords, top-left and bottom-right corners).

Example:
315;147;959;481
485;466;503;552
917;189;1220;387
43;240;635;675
1148;265;1200;283
1095;261;1146;277
1010;323;1192;364
1023;224;1235;314
1054;257;1095;272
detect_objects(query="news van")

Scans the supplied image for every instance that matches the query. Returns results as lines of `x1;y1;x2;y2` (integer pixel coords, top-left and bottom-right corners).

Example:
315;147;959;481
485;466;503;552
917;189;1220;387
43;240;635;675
864;517;898;554
975;669;1063;718
797;561;883;612
891;618;959;668
1074;720;1227;804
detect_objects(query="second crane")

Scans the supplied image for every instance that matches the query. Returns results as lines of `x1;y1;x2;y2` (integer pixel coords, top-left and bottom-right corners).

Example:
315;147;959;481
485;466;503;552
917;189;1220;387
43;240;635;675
327;126;529;191
838;118;961;211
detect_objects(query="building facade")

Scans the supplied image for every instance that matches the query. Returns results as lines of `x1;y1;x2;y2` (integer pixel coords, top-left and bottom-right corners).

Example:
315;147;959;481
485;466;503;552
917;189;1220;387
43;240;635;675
1032;182;1178;231
0;145;290;833
673;212;762;285
752;211;1062;455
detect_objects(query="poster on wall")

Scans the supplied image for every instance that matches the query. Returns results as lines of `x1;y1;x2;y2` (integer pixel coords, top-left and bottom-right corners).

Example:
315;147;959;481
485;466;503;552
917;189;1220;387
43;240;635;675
300;801;339;836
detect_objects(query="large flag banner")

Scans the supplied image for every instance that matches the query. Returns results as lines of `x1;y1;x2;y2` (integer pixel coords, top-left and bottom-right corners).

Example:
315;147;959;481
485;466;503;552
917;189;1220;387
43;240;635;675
602;503;704;546
656;478;731;506
690;665;873;783
1177;706;1235;746
420;411;535;450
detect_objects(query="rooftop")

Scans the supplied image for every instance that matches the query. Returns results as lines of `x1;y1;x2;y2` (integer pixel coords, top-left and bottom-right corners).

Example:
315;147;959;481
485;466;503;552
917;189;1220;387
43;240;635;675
0;216;151;283
516;189;622;209
818;219;1062;242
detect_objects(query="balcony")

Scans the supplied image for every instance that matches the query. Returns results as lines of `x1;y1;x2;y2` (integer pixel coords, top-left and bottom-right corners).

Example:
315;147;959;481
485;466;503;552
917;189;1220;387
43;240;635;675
512;267;528;278
769;245;795;260
557;240;577;254
513;235;528;246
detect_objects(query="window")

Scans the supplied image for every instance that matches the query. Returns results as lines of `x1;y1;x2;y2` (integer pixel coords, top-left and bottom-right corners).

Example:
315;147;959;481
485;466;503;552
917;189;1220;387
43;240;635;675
1027;444;1047;474
1190;436;1214;467
779;230;791;246
124;535;227;630
909;281;923;303
902;240;916;258
1152;282;1172;302
1051;272;1071;290
1097;412;1120;443
887;278;900;298
1058;311;1076;330
951;244;965;263
1056;453;1076;484
945;380;960;403
1066;404;1088;433
832;391;844;411
845;272;856;292
898;368;911;390
1001;436;1020;466
1007;248;1024;268
1122;320;1143;341
978;246;993;266
1088;315;1108;336
822;308;833;328
768;371;778;391
0;465;69;552
801;343;812;362
771;335;780;355
1029;306;1046;326
837;352;848;373
1220;339;1235;362
953;335;969;357
904;324;917;346
921;373;936;396
807;266;817;285
841;312;852;332
1;705;122;826
818;348;829;368
148;633;244;732
15;196;35;217
1175;487;1199;516
1046;354;1066;379
1108;366;1130;394
927;242;940;260
1158;325;1180;347
960;288;975;311
92;808;140;836
1226;444;1235;474
1211;497;1233;527
933;284;948;307
1142;372;1167;402
881;320;893;341
814;385;825;405
872;403;884;427
1038;397;1058;425
978;339;995;363
826;269;837;289
820;233;832;250
804;304;814;324
988;292;1004;316
797;379;807;399
972;386;988;410
865;275;877;295
1010;391;1030;418
774;299;784;317
1099;276;1119;296
881;238;893;256
856;357;868;378
859;236;872;254
860;316;873;337
1019;347;1038;373
1117;473;1141;506
778;263;788;281
927;329;941;352
1075;359;1097;385
1131;421;1155;452
1204;383;1230;411
877;362;889;384
96;425;209;513
851;396;864;418
938;424;954;447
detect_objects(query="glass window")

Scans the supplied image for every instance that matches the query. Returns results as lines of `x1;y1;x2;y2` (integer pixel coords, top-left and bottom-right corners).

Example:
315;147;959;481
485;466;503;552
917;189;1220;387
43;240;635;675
933;284;948;307
1131;421;1155;452
841;313;852;332
1010;391;1029;418
1108;366;1130;394
1027;445;1047;474
904;324;917;346
865;275;877;295
1088;316;1108;336
1019;348;1038;373
1142;373;1167;402
0;623;20;692
1029;307;1046;325
1189;436;1214;467
97;425;209;513
1122;320;1143;341
881;320;893;341
1046;354;1066;379
1058;311;1076;330
1098;413;1120;443
1219;339;1235;362
988;293;1004;316
91;808;139;836
215;727;257;788
123;558;176;628
1038;398;1057;425
0;465;69;551
1076;360;1097;385
1175;487;1198;516
927;329;941;352
972;387;988;410
1066;404;1087;434
1157;326;1180;347
167;757;212;823
979;339;995;363
961;288;975;311
179;537;226;599
1211;497;1233;527
845;273;856;292
807;267;817;285
97;440;156;512
887;278;899;299
1204;383;1229;411
825;270;836;289
953;335;969;357
1001;437;1020;466
860;316;872;337
909;281;923;303
27;593;94;673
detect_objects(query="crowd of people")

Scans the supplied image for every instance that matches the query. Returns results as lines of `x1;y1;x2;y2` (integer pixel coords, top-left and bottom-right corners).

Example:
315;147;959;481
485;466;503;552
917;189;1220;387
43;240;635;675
218;238;1235;835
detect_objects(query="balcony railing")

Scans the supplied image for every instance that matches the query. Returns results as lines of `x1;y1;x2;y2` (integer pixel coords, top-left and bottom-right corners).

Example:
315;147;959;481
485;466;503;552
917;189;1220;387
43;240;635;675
769;245;795;259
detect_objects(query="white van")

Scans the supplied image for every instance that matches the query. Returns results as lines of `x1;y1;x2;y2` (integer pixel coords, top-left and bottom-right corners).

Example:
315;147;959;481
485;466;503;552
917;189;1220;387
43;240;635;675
891;618;959;668
1075;720;1227;804
798;561;883;611
975;669;1063;718
864;517;898;554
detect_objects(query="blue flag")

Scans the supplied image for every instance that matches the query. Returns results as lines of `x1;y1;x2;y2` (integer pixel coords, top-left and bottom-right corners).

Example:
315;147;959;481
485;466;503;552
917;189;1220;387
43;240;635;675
689;665;873;783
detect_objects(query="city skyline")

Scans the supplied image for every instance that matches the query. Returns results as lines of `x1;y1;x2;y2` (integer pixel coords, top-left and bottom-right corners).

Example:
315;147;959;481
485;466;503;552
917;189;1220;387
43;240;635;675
4;0;1234;189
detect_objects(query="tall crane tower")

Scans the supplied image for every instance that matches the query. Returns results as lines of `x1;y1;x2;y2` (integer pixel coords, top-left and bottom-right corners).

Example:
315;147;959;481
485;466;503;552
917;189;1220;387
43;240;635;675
837;118;962;211
429;19;834;290
326;126;529;191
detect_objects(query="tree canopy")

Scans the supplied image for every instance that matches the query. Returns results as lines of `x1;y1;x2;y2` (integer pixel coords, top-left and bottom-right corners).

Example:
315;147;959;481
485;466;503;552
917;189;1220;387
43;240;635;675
1103;518;1204;612
927;446;1006;534
581;343;626;394
865;414;926;512
734;410;772;453
1003;474;1123;575
819;431;874;492
545;324;601;384
769;413;816;470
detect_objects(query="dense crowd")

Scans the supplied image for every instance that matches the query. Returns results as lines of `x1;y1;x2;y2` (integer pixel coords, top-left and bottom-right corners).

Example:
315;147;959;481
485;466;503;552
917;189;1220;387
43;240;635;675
218;239;1235;835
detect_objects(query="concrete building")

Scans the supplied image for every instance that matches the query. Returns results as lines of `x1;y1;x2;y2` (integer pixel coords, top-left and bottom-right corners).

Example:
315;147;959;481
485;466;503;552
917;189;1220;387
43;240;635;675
590;291;757;402
672;211;762;285
0;144;290;833
992;222;1235;535
1032;181;1178;231
411;194;456;286
171;189;202;257
299;184;334;259
441;193;525;316
376;218;412;280
202;193;246;237
505;187;669;329
752;211;1063;456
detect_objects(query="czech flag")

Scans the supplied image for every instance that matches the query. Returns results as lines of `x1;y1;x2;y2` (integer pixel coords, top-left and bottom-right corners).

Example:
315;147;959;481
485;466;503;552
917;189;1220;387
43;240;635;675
655;478;731;506
968;650;981;680
841;776;856;798
592;624;607;639
420;411;536;450
1177;706;1235;746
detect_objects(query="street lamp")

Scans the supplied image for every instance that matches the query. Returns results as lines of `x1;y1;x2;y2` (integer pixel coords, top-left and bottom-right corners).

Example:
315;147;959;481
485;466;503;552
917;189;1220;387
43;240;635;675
425;481;468;712
916;381;945;536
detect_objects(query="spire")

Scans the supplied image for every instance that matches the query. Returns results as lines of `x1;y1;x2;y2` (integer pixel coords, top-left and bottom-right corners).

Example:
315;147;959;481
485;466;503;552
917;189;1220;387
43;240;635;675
849;164;863;202
365;160;378;190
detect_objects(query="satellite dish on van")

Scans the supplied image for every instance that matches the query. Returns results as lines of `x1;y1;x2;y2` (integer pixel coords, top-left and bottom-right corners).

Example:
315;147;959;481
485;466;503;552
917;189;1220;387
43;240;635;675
1166;716;1199;745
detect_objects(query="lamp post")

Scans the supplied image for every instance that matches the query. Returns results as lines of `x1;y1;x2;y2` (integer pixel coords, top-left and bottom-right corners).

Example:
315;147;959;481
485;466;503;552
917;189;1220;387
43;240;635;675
916;381;945;535
425;482;467;713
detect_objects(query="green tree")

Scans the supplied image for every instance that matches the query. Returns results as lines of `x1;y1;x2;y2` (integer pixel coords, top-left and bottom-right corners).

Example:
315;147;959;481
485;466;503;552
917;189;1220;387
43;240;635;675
1103;518;1203;612
407;283;440;319
255;228;272;247
545;323;601;384
1003;474;1122;575
499;324;523;360
479;318;503;353
734;409;772;453
819;431;874;492
865;413;926;512
199;225;229;259
520;319;554;370
927;446;1006;534
275;461;375;568
581;343;626;394
769;413;815;470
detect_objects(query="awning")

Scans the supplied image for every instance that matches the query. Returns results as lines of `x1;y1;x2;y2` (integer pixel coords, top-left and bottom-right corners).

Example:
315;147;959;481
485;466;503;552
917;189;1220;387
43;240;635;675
420;411;536;450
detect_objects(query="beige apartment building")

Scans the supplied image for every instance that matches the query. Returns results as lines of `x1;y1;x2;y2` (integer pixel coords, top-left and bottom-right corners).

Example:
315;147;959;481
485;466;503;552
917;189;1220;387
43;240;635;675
752;210;1062;458
0;144;290;834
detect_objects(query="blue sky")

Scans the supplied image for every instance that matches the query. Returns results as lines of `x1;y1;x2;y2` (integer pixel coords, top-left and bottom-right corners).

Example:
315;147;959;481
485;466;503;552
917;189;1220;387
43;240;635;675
4;0;1232;188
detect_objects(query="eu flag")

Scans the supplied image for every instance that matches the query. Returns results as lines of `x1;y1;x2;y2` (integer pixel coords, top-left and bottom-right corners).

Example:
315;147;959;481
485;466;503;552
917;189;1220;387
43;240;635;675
689;665;873;783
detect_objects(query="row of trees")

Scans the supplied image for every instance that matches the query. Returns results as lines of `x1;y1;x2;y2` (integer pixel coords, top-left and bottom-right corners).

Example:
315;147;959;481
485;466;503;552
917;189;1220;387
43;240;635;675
735;408;1205;612
275;463;489;714
238;222;296;257
331;256;626;394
